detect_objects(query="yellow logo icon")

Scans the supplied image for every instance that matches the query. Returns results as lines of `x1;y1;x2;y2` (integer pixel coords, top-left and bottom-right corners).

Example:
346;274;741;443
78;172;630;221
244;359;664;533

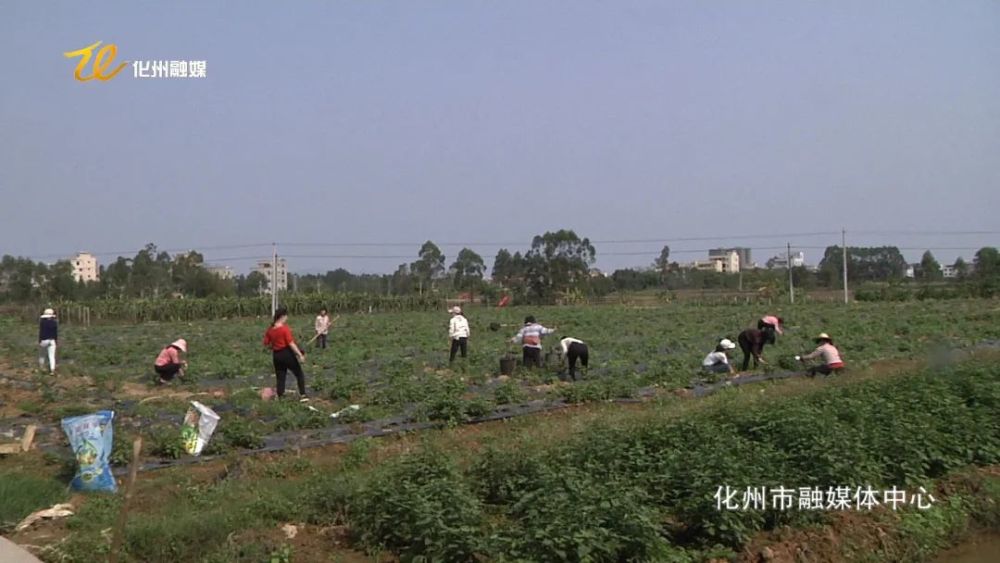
64;41;127;81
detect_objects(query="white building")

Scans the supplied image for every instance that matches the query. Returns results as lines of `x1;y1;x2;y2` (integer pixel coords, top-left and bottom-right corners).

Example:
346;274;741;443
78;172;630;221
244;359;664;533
71;252;99;283
206;265;235;280
255;258;288;294
692;250;740;274
768;252;805;269
941;264;957;279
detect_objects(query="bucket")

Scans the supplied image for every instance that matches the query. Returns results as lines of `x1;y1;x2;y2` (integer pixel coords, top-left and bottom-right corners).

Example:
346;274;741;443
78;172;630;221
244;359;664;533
499;357;516;375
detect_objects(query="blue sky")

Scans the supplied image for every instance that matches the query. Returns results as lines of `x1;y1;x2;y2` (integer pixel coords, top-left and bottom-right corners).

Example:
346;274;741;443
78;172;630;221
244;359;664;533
1;1;998;274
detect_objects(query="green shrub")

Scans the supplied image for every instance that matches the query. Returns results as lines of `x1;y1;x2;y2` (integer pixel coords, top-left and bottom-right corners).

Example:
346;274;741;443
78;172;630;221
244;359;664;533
0;471;68;533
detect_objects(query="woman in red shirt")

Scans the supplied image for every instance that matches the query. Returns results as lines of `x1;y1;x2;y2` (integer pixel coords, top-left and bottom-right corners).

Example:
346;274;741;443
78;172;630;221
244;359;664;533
263;307;309;401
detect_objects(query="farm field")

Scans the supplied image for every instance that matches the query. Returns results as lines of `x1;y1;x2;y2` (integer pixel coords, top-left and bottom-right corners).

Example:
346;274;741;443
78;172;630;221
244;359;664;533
1;299;999;562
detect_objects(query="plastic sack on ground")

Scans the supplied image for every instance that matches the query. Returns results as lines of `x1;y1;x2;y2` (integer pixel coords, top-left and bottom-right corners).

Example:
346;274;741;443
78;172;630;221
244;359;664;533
181;401;220;456
61;410;117;493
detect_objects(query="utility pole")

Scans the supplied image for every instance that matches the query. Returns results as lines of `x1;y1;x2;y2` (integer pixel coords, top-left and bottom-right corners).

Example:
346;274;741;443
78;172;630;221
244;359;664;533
787;242;795;304
842;229;849;304
271;243;278;318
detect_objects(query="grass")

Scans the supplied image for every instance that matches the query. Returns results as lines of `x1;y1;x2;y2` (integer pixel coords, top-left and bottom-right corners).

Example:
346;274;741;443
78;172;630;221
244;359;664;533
0;470;69;533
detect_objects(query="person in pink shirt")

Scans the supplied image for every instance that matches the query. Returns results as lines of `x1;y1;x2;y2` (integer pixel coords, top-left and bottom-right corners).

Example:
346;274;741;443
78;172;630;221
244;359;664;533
757;315;784;344
154;339;188;384
797;333;845;376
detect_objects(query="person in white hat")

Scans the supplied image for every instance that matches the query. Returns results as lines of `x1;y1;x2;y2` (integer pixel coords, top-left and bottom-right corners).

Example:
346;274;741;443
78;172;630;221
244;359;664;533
448;306;470;363
702;338;737;375
154;338;188;384
797;333;845;376
38;308;58;374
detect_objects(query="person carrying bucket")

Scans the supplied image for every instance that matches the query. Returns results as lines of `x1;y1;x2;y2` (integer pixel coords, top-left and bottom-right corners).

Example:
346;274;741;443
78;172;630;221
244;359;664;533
263;307;309;402
702;338;736;375
154;339;188;384
448;306;470;363
38;307;58;374
511;315;556;368
797;333;845;376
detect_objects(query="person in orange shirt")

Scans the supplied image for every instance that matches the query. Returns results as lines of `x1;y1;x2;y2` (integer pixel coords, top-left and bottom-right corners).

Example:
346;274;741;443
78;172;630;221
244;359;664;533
154;339;188;384
263;307;309;401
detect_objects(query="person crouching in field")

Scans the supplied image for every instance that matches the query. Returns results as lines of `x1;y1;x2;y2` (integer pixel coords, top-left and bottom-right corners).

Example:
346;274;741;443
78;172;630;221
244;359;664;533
264;307;309;402
38;308;58;374
702;338;736;376
758;315;784;343
558;337;588;380
737;328;770;371
314;308;332;349
511;316;556;368
798;333;845;376
448;306;470;363
154;339;188;384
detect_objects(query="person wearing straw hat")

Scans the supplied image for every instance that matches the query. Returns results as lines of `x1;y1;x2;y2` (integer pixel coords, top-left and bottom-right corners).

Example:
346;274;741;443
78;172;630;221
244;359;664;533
38;308;58;374
797;333;845;376
448;306;470;363
154;338;188;384
702;338;737;375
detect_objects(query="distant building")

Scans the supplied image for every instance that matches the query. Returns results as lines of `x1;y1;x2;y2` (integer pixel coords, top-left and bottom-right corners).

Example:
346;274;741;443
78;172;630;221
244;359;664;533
206;265;235;280
71;252;99;283
941;264;958;279
692;250;740;274
709;247;752;269
255;258;288;294
905;264;917;279
767;252;805;269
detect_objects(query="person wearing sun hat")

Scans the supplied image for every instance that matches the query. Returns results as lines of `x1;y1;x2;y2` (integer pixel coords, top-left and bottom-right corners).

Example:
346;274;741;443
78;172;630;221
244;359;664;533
38;308;58;374
797;333;845;376
154;338;188;384
702;338;737;375
448;306;470;363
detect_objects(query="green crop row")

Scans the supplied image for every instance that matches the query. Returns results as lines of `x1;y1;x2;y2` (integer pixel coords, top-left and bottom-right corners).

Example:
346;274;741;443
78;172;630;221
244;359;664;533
325;360;1000;562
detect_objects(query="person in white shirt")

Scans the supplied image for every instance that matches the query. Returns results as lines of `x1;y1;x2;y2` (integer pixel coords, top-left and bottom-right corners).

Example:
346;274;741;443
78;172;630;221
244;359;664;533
702;338;737;375
558;337;588;380
448;306;470;363
314;308;332;349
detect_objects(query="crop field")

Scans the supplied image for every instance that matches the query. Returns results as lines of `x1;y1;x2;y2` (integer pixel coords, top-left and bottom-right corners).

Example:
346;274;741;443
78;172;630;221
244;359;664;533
1;299;999;562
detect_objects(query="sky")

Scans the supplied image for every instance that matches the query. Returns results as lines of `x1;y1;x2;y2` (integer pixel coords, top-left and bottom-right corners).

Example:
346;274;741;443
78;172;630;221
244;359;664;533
1;1;998;275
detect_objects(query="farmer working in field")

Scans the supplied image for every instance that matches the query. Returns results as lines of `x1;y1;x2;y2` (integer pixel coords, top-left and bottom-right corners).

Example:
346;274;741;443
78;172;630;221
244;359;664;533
263;307;309;402
797;333;845;376
154;339;188;384
737;328;770;371
557;337;588;380
758;315;784;343
314;308;332;349
702;338;736;375
448;306;470;363
38;307;58;375
511;315;556;368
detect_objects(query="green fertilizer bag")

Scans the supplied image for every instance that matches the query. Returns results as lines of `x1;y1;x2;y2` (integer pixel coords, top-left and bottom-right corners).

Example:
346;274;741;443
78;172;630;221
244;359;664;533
61;410;117;493
181;401;220;456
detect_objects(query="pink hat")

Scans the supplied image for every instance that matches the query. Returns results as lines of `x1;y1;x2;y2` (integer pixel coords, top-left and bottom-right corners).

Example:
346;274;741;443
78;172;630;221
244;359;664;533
171;339;187;353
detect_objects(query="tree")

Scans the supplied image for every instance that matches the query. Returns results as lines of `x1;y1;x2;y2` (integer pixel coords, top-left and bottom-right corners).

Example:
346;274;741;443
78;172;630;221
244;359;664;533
524;230;596;301
410;241;445;294
954;257;970;280
450;248;485;298
818;246;907;286
653;245;671;284
919;250;942;282
237;271;269;297
974;247;1000;279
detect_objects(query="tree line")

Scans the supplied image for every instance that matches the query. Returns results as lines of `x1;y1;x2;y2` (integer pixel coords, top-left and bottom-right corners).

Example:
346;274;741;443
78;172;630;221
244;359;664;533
2;237;998;305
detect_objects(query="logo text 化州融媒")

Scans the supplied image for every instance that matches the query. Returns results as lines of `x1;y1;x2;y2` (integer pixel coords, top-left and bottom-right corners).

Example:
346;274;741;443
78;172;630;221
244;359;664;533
64;41;207;82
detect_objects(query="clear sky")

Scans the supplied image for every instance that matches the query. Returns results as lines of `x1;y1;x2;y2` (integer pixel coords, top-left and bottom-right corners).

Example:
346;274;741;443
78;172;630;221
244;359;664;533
1;1;998;274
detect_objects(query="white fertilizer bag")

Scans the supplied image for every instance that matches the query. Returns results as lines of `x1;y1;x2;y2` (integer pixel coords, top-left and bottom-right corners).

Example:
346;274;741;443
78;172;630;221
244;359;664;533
181;401;220;456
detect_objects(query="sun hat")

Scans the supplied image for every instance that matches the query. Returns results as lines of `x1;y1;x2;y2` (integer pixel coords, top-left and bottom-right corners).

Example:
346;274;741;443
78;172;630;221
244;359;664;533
41;308;55;318
171;339;188;353
719;338;736;350
815;333;833;343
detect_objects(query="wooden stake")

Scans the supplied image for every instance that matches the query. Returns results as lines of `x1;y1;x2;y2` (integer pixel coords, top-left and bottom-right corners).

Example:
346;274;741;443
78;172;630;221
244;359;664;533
109;437;143;563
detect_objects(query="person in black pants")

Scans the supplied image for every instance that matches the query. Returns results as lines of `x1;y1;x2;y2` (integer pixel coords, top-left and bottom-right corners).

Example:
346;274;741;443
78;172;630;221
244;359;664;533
737;328;770;371
263;307;309;401
448;306;470;363
559;337;589;380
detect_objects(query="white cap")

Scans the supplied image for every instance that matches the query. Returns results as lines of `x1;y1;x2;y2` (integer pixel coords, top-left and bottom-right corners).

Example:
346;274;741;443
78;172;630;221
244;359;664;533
41;308;55;318
719;338;736;350
449;306;462;314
